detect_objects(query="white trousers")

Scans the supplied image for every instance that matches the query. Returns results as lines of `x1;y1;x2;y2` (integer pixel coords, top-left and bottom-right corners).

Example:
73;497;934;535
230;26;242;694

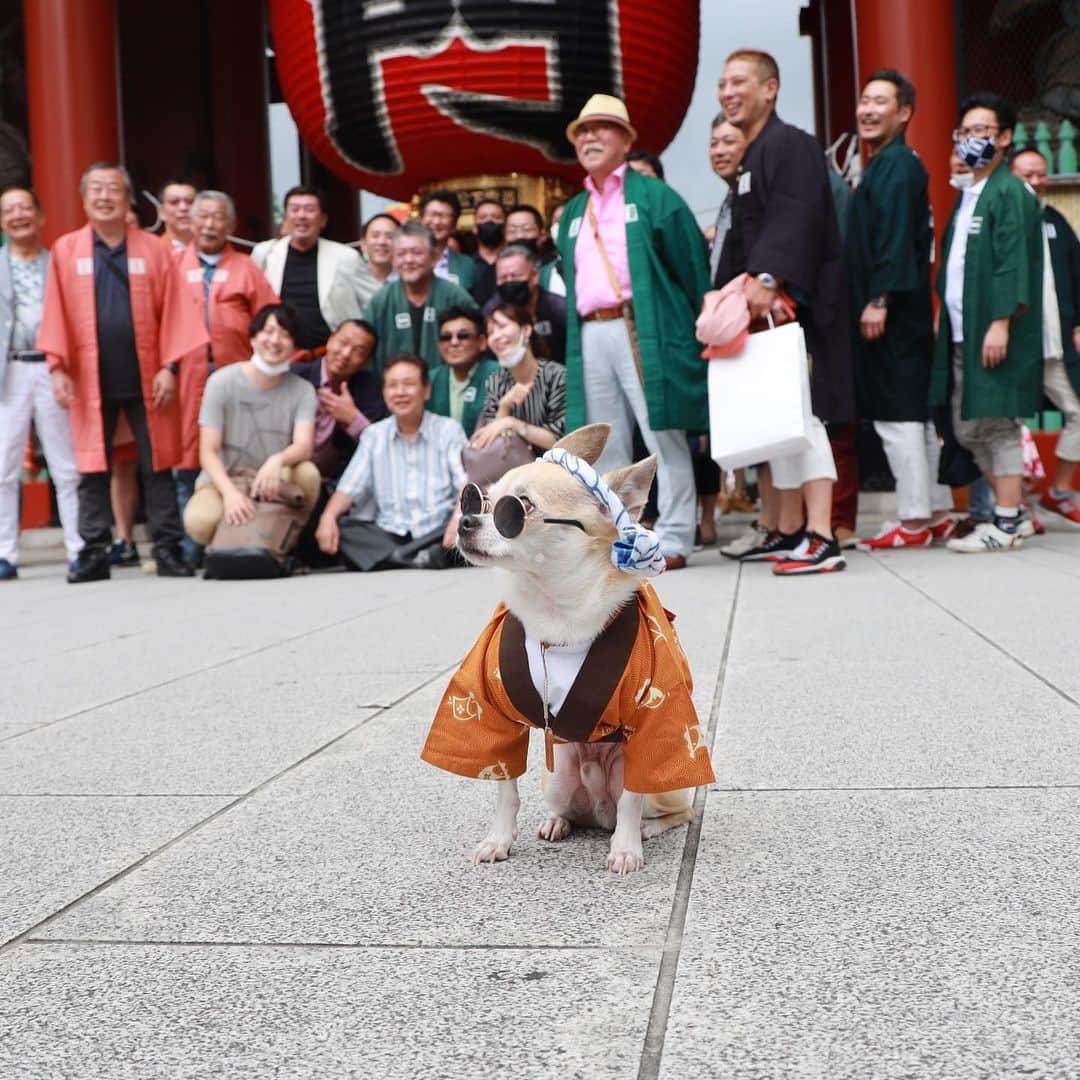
874;420;953;521
769;415;837;490
581;318;696;557
1044;355;1080;464
0;360;82;563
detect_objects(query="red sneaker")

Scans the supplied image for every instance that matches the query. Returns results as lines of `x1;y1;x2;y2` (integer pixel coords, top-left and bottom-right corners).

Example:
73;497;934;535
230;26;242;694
1039;491;1080;526
857;522;933;551
928;517;958;543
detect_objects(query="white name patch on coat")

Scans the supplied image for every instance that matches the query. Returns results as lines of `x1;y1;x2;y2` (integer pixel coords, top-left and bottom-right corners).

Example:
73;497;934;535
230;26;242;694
737;171;752;195
463;386;477;403
76;258;93;276
423;307;436;323
186;268;203;283
128;258;147;275
213;269;229;283
1047;223;1058;240
625;203;639;223
394;312;411;329
569;217;582;238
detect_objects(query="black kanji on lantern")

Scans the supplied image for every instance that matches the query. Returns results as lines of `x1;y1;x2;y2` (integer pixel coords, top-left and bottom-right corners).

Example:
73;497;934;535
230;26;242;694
315;0;622;174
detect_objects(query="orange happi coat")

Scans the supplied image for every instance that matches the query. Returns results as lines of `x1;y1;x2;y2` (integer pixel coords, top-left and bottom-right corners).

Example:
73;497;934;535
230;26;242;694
422;583;715;794
37;224;207;473
162;242;280;470
160;232;185;260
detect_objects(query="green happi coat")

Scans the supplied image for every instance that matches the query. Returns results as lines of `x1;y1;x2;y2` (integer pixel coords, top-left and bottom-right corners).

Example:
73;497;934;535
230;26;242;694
363;277;478;372
930;161;1044;419
557;167;710;433
429;358;499;437
445;250;476;292
845;133;934;421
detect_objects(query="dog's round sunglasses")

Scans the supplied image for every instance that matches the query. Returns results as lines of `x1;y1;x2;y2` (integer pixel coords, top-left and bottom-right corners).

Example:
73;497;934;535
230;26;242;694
459;483;587;539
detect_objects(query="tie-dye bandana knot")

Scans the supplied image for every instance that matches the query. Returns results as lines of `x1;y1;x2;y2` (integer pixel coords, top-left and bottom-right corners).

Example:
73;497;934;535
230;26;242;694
542;448;666;576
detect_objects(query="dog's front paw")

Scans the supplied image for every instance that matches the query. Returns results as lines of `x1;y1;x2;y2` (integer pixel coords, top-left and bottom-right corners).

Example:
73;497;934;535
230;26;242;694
606;844;645;875
473;834;514;864
537;815;572;842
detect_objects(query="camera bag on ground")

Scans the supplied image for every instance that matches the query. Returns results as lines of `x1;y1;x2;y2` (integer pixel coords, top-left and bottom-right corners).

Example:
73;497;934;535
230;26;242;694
203;469;312;580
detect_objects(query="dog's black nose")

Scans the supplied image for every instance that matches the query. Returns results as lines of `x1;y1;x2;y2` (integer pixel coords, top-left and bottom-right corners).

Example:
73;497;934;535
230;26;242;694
459;514;481;533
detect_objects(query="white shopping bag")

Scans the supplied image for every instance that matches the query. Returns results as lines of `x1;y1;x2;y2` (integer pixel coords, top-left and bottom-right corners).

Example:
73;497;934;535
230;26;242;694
707;319;813;470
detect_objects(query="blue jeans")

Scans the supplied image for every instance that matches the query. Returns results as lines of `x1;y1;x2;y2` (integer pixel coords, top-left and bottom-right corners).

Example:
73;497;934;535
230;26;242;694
174;468;201;563
968;475;993;522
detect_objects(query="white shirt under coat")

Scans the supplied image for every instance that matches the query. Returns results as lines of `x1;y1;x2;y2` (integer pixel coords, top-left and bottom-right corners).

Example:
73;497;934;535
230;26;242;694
944;177;987;343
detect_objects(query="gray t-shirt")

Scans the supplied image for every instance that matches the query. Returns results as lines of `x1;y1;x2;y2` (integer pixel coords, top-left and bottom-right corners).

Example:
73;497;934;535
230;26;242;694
197;363;317;484
11;253;46;352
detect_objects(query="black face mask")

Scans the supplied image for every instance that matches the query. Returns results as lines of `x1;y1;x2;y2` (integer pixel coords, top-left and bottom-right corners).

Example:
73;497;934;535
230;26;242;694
497;280;532;306
476;221;505;247
514;237;541;256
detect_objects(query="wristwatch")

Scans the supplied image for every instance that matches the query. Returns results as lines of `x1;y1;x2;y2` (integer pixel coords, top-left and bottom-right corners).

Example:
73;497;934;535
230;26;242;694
755;272;778;289
869;295;888;309
166;362;180;375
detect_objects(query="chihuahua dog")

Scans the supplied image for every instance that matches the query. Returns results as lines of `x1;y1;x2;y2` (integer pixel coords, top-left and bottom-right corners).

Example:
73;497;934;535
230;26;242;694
422;425;714;874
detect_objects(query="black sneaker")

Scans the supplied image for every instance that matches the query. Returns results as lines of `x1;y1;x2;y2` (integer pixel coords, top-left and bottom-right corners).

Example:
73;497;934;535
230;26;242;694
154;547;195;578
67;549;111;584
740;526;806;562
772;532;846;575
109;539;140;567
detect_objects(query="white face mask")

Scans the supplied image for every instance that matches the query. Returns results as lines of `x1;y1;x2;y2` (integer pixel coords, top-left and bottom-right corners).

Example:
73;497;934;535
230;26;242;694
497;331;528;369
949;171;975;191
250;350;292;376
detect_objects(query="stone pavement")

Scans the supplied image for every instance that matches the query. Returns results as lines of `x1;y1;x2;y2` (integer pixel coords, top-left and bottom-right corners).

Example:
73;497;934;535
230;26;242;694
3;522;1080;1079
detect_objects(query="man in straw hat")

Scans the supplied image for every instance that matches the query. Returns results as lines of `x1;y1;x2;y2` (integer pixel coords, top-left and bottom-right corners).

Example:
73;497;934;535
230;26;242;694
556;93;710;570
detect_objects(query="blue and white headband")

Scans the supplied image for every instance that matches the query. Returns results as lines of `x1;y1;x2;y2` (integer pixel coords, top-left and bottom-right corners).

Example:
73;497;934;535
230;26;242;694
542;448;666;576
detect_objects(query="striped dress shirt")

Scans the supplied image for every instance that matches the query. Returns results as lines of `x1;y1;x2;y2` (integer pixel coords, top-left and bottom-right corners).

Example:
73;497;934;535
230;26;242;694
478;359;567;441
338;410;467;537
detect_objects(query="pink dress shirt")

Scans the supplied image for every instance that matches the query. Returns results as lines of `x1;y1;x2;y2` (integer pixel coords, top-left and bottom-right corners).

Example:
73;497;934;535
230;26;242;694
314;356;370;473
574;163;634;317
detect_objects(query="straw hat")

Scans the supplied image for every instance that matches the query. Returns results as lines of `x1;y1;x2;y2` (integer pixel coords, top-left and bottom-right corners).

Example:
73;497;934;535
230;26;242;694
565;94;638;144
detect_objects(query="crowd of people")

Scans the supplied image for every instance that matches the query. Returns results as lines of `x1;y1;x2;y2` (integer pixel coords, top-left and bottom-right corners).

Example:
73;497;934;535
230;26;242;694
1;46;1078;584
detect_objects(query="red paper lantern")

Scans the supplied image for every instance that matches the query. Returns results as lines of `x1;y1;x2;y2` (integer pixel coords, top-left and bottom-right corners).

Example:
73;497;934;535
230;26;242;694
269;0;699;200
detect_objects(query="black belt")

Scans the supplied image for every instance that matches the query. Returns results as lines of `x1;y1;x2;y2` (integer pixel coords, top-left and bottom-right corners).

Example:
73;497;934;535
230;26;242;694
10;349;45;362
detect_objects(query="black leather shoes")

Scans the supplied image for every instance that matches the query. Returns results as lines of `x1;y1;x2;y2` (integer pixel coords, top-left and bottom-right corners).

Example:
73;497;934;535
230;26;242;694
154;548;195;578
66;550;111;584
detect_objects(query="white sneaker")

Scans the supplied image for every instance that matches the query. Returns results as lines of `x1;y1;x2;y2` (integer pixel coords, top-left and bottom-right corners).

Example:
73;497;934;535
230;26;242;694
946;521;1023;553
720;521;769;560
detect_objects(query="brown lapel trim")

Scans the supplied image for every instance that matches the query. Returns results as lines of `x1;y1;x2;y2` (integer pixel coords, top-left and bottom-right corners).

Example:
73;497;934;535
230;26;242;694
499;598;640;742
499;615;544;727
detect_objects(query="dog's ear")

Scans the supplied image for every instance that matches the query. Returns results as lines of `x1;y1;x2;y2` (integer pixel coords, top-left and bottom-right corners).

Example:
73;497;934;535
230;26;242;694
553;423;610;465
603;456;657;523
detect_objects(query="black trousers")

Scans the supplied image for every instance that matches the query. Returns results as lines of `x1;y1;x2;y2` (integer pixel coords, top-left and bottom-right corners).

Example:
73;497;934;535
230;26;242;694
77;397;184;557
337;518;459;572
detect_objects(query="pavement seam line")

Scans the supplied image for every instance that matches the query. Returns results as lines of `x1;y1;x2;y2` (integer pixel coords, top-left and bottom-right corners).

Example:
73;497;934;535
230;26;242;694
637;564;742;1080
0;793;243;798
874;557;1080;710
1;576;466;744
21;938;620;951
0;662;457;957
